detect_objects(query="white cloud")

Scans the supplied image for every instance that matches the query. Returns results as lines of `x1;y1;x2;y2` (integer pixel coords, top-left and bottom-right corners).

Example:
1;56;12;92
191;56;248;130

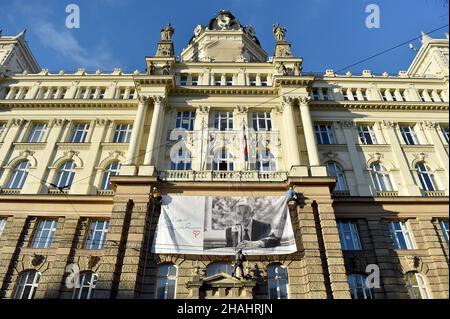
34;21;118;70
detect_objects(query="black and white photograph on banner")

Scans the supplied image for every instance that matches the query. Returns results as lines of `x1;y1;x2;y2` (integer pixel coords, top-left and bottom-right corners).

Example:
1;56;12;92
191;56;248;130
152;196;297;255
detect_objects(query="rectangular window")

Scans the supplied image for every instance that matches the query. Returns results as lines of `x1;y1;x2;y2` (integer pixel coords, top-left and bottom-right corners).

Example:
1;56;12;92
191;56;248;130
214;76;222;86
213;112;234;131
442;127;449;143
49;89;57;99
312;88;320;100
113;124;133;143
27;123;47;143
352;90;359;101
390;90;397;102
85;220;109;250
381;90;388;101
180;74;188;86
342;89;349;101
440;220;449;244
21;89;29;99
260;75;268;87
0;122;7;139
69;123;90;143
60;88;67;99
361;89;368;101
400;126;419;145
249;76;257;86
191;75;199;86
252;112;272;131
128;89;135;99
31;220;57;249
314;124;336;144
88;89;95;100
98;89;106;99
0;218;6;238
79;88;87;99
337;221;362;251
226;76;233;86
358;125;378;145
322;88;330;101
9;88;19;100
175;111;196;131
389;221;415;250
118;89;125;99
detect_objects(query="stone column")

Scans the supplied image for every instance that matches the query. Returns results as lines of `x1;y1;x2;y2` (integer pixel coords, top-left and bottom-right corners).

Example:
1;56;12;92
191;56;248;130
194;106;210;171
423;122;449;186
121;96;148;175
298;97;320;166
382;121;421;196
140;96;165;176
282;97;301;168
340;121;371;196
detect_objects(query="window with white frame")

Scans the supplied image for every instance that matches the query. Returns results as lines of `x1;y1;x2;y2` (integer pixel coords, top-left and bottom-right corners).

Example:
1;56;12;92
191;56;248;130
73;272;98;299
370;163;394;192
226;75;233;86
0;218;6;238
213;112;234;131
7;160;31;189
0;122;7;139
88;89;95;100
85;220;109;249
118;89;125;99
326;162;348;192
361;89;368;101
441;127;449;143
170;148;192;171
31;219;57;249
128;89;135;99
342;89;349;100
255;148;276;172
252;112;272;131
49;88;57;99
113;124;133;143
60;88;67;99
337;221;362;251
351;89;359;101
206;263;233;276
179;74;188;86
69;123;90;143
100;162;121;190
13;270;41;299
406;272;430;299
98;88;106;99
191;75;199;86
400;126;419;145
155;264;177;299
312;88;320;100
381;89;388;101
388;221;415;250
175;111;196;131
214;75;222;86
358;125;378;145
27;123;47;143
260;75;268;87
314;124;336;144
348;274;373;299
439;220;449;244
20;88;29;99
212;148;234;171
390;89;397;101
416;163;436;192
249;76;257;86
267;264;289;299
322;88;330;101
53;161;77;189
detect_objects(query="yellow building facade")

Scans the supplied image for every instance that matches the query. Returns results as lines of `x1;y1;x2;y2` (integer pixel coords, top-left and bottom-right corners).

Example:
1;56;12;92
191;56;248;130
0;11;448;299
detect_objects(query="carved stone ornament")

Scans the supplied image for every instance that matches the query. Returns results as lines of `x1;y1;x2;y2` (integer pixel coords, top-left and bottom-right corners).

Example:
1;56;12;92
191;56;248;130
273;24;287;42
64;150;79;159
31;254;46;267
423;121;437;129
383;121;397;129
413;152;427;163
340;120;354;129
323;151;338;160
198;106;210;114
298;96;310;105
282;96;294;106
19;150;35;159
52;118;67;126
138;95;149;104
152;95;165;105
11;118;26;126
95;118;108;126
236;106;248;114
369;152;384;162
109;151;124;160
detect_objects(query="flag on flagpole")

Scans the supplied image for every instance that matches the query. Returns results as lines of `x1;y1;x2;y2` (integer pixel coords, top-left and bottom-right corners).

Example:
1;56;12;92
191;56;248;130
243;122;249;164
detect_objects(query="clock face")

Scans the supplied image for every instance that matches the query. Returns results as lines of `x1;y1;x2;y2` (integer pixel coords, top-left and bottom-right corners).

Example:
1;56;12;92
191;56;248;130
217;14;231;29
194;25;202;37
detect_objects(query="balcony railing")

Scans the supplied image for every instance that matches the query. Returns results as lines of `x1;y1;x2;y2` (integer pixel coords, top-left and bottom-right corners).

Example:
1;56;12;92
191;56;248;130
332;190;351;197
377;191;399;197
424;191;446;197
97;189;115;196
48;188;69;195
0;188;21;195
159;170;288;182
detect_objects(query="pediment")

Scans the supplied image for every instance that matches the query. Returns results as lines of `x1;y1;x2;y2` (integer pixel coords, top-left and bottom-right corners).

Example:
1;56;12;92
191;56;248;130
202;273;244;286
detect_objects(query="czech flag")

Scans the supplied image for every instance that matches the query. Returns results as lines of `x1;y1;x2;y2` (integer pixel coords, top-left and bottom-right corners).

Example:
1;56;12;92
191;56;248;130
243;123;249;162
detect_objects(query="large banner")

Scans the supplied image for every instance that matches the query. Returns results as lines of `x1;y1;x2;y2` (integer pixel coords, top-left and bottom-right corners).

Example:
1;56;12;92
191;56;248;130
152;196;297;255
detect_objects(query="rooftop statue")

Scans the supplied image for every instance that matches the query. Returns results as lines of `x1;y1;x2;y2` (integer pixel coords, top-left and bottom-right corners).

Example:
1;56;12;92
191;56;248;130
161;22;174;41
273;23;287;42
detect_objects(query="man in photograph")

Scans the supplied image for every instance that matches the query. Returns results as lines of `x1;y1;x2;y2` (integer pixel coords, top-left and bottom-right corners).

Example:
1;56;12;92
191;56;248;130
225;199;281;249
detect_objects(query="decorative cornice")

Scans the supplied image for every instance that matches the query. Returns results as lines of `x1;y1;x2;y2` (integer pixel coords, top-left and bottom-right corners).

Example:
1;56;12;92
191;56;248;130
0;99;138;109
310;100;449;112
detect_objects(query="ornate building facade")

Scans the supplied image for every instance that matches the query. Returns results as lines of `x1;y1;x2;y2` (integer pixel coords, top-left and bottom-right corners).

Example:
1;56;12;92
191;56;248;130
0;11;448;299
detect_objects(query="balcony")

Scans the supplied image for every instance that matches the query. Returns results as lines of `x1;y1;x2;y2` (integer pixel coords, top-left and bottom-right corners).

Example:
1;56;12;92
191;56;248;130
377;191;399;197
159;170;288;182
424;191;446;197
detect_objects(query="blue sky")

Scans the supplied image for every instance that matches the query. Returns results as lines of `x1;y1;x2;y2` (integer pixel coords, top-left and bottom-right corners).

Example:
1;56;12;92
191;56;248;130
0;0;448;73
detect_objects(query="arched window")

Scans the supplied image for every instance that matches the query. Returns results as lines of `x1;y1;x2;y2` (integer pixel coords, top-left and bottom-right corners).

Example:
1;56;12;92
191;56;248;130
370;163;393;192
406;272;430;299
206;263;233;276
326;162;348;191
13;270;41;299
155;264;177;299
73;272;98;299
267;264;289;299
348;274;374;299
256;148;276;172
415;163;436;192
100;162;121;190
7;160;31;189
54;161;77;189
170;148;192;171
212;148;234;171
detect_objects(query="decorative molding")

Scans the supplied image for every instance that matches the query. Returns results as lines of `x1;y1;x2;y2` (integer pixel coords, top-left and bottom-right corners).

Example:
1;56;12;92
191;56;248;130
152;95;165;105
197;105;210;114
95;118;108;126
236;105;248;114
413;152;428;163
282;96;294;106
368;152;384;162
383;121;398;129
423;121;438;129
322;151;339;160
52;118;67;126
11;118;26;126
340;120;354;129
298;96;310;105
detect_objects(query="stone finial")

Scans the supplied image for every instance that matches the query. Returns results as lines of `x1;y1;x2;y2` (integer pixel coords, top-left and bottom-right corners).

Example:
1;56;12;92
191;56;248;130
161;22;175;41
273;24;287;42
325;69;335;77
95;69;101;75
421;31;431;44
58;70;65;75
362;70;372;77
345;71;353;77
382;72;389;77
133;69;141;75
